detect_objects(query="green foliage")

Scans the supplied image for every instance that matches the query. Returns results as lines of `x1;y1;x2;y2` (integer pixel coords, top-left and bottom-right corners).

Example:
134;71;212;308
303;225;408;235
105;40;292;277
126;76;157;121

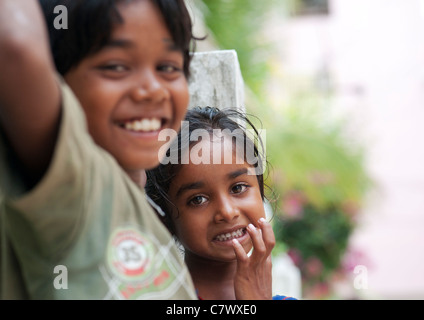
267;105;370;209
273;204;354;283
198;0;279;99
267;89;371;298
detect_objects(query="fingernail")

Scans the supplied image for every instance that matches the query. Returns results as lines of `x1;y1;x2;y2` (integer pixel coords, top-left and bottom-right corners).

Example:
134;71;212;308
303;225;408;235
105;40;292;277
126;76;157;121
248;223;256;231
258;218;266;224
232;239;240;245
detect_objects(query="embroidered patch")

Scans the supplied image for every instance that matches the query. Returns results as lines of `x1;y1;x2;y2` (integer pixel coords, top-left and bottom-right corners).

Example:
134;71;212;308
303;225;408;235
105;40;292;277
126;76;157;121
107;227;155;282
104;226;192;299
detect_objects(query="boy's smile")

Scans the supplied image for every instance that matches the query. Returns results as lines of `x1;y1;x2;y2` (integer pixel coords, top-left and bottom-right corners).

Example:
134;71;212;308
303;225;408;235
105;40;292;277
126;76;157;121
119;118;162;132
64;0;188;173
168;137;266;262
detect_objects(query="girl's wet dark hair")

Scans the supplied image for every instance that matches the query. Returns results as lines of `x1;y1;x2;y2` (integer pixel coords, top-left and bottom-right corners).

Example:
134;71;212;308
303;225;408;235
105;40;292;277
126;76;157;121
145;106;267;234
39;0;198;78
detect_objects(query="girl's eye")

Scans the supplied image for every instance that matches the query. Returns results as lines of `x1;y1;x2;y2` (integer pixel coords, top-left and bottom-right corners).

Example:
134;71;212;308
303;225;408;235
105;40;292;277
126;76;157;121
188;195;207;206
231;184;248;194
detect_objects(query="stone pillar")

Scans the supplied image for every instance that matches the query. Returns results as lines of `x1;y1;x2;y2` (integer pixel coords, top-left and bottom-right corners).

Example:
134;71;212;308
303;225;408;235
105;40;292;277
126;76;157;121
188;50;245;113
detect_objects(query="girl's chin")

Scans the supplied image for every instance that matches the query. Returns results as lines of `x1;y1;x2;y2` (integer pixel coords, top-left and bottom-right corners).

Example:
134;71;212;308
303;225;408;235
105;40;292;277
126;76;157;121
214;244;254;262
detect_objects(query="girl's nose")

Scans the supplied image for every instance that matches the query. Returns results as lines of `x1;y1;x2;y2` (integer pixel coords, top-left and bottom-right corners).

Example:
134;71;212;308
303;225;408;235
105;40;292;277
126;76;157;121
214;197;240;223
130;70;169;103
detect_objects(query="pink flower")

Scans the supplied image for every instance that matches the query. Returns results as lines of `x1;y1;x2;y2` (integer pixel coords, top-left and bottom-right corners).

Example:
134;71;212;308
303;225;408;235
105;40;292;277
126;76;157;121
306;282;330;299
282;191;305;218
341;200;361;223
287;248;303;267
305;257;324;277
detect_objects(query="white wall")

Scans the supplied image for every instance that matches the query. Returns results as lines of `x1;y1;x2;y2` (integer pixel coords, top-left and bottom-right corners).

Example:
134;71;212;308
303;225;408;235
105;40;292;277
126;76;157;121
268;0;424;299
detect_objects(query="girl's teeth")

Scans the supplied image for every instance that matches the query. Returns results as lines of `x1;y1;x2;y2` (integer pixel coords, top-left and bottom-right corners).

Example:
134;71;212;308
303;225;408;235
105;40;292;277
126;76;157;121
124;118;161;132
215;228;245;242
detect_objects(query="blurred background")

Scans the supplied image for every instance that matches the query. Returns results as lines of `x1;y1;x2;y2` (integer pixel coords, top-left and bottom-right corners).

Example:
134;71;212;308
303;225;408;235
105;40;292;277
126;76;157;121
186;0;424;299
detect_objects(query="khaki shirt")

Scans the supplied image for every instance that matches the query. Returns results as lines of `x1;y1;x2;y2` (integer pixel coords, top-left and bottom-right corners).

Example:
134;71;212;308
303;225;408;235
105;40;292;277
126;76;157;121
0;78;196;300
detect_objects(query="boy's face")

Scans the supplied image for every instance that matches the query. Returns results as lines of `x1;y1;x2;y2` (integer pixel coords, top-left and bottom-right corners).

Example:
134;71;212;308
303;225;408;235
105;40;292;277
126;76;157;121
65;0;188;171
167;137;266;262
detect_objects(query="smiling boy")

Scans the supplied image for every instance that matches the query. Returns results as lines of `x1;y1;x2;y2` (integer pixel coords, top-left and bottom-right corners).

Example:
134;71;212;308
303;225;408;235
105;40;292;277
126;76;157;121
0;0;198;299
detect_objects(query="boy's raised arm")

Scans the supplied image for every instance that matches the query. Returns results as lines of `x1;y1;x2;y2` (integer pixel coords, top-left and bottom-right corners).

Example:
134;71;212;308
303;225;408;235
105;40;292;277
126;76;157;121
0;0;61;186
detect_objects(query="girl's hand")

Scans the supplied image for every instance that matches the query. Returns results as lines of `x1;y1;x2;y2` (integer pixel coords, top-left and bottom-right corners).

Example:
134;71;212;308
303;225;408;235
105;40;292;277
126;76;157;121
232;218;276;300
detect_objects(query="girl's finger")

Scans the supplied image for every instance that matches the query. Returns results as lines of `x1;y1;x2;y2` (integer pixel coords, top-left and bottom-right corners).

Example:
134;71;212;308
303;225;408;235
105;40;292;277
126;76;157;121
246;223;266;261
232;239;248;265
258;218;276;255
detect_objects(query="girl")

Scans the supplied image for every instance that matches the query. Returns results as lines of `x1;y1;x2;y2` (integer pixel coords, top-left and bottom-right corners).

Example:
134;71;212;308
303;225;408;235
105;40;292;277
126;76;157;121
146;107;295;300
0;0;199;299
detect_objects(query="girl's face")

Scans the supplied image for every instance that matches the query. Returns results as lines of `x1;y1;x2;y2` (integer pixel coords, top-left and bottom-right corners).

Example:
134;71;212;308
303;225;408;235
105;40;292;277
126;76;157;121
65;0;188;172
168;136;266;262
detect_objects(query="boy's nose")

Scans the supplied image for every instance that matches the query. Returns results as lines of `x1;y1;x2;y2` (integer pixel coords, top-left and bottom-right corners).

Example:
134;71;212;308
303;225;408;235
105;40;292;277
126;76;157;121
214;197;240;223
130;71;169;103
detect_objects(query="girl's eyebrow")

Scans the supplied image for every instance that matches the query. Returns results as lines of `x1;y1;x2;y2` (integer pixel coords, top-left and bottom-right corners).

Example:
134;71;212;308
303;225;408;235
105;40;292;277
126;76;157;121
176;181;205;198
175;169;248;198
228;168;248;179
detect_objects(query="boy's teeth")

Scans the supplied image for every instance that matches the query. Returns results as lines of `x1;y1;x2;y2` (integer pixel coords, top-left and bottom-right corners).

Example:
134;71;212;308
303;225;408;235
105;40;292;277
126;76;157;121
215;228;245;242
124;118;161;132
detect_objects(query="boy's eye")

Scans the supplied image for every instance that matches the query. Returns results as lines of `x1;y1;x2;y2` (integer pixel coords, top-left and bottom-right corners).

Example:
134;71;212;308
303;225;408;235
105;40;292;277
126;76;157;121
157;64;182;74
188;195;207;206
231;184;248;194
98;64;129;73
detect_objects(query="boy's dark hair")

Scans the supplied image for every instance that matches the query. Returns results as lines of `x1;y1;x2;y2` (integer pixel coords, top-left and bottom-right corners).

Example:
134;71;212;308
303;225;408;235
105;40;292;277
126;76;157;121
145;106;267;234
39;0;197;78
